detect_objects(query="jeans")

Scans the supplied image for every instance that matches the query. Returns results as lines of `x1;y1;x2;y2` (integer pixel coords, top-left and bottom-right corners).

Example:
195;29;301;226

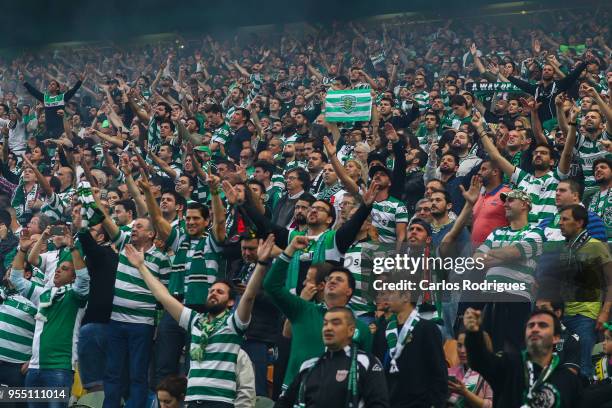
152;311;187;388
103;320;154;408
0;360;26;408
242;339;269;396
563;314;597;378
25;368;73;408
78;322;108;389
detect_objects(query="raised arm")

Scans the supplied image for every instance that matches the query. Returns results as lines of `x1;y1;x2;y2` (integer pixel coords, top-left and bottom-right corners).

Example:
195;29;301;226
208;169;226;243
521;97;547;145
441;176;480;253
11;234;42;303
472;112;515;177
559;106;579;176
236;234;275;324
138;172;172;242
22;156;53;197
27;226;52;268
586;86;612;135
125;244;184;322
323;137;359;194
119;155;148;218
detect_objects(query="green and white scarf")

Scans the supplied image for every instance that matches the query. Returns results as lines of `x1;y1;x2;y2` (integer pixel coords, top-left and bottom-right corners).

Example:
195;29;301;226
521;351;560;408
190;309;230;362
77;180;105;228
168;235;207;305
35;284;72;322
385;309;420;373
286;230;334;292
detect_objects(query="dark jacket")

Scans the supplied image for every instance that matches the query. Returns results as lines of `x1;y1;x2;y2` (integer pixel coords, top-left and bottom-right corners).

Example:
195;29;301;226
275;346;389;408
385;318;448;408
466;330;582;408
78;230;118;324
402;168;425;215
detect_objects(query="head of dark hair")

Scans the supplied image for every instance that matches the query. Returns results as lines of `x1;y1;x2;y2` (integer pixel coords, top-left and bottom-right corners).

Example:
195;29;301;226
593;157;612;173
212;279;237;301
157;101;172;115
559;204;588;229
246;178;266;193
441;151;460;168
162;190;186;210
235;107;251;122
430;189;452;207
296;192;316;206
334;75;350;87
253;160;274;178
204;104;223;115
450;95;468;108
558;179;584;200
526;309;561;337
155;375;187;398
115;199;137;219
413;149;428;167
287;167;311;191
327;265;356;300
186;201;210;219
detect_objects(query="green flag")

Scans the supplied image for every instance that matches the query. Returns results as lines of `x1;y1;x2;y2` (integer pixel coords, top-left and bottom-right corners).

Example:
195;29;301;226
325;89;372;122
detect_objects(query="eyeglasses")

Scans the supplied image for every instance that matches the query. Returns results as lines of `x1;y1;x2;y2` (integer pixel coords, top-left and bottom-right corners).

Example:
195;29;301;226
286;175;298;181
310;206;330;214
416;207;432;213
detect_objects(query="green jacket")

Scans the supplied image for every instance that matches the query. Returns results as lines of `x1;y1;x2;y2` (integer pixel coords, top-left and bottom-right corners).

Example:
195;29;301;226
263;253;373;389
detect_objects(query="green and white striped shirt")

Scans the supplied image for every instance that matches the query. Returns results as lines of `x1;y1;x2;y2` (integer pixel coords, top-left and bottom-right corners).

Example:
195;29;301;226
413;90;430;112
511;167;567;225
0;294;36;363
111;230;171;325
179;308;248;404
575;131;611;194
211;122;232;147
371;196;409;243
477;225;544;300
343;241;378;315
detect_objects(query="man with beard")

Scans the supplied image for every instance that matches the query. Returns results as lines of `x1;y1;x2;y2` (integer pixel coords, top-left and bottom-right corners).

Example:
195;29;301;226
563;87;612;199
463;308;582;408
471;160;510;246
449;130;481;176
307;150;327;196
227;108;252;163
316;163;342;201
473;112;573;224
206;104;231;158
125;232;272;407
424;149;473;214
474;189;544;353
141;173;224;390
588;157;612;238
281;143;306;171
128;97;171;155
507;53;594;123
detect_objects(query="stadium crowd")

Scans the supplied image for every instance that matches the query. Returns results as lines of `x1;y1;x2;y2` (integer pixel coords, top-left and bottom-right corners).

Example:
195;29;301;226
0;6;611;408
